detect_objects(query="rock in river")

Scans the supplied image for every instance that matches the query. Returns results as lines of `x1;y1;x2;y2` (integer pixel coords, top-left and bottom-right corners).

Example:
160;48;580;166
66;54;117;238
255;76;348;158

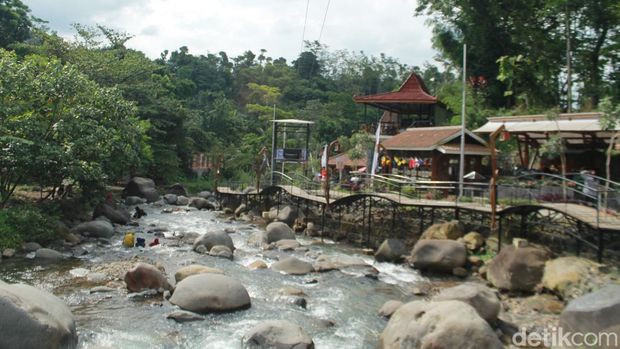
486;244;550;292
409;240;467;273
72;220;115;238
122;176;160;203
271;257;314;275
243;320;314;349
174;264;224;283
265;222;295;243
169;273;251;314
193;230;235;252
0;281;78;349
379;300;503;349
124;262;172;292
375;238;407;263
559;284;620;347
433;282;501;324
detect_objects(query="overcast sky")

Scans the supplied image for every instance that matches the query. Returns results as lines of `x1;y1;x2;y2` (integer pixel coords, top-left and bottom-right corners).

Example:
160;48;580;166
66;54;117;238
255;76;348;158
23;0;436;67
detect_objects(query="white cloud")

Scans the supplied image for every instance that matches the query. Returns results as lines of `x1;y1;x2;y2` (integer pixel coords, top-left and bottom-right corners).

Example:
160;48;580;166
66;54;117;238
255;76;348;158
23;0;436;67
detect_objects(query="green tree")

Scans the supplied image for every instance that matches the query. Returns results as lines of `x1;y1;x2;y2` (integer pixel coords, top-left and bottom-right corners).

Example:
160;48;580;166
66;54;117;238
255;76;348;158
599;97;620;206
0;0;39;48
0;49;147;205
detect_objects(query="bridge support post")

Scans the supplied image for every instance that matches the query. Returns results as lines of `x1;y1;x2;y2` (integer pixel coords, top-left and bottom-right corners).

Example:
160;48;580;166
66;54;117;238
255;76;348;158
520;214;528;239
367;197;373;246
419;207;425;235
454;207;460;221
391;204;396;233
576;222;583;256
430;207;435;225
361;197;366;237
597;229;604;263
321;203;326;242
498;216;503;252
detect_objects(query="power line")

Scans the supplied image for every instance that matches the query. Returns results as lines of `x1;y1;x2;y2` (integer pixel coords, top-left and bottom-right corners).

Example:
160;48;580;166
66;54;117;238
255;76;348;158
300;0;310;53
318;0;331;43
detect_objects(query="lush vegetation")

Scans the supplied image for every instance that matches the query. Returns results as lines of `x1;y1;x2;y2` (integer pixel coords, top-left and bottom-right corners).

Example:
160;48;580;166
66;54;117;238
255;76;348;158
0;0;618;247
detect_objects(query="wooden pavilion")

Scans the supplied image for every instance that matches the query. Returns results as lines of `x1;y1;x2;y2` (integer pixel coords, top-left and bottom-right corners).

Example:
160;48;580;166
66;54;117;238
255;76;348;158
475;112;620;179
354;72;451;133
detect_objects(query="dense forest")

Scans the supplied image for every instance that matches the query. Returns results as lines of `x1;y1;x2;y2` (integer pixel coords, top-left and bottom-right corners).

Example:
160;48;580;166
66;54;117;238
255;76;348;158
1;0;619;209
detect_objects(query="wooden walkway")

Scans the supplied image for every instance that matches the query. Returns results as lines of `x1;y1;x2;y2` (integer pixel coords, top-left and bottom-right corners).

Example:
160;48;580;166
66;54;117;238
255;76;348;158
218;185;620;232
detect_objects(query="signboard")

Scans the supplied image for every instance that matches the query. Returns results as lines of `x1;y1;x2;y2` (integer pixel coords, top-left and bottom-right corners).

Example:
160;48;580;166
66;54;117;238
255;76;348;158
335;158;345;170
275;148;307;161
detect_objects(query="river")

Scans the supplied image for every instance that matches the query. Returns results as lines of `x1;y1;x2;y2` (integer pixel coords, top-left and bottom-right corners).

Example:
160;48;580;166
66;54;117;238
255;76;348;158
0;204;426;348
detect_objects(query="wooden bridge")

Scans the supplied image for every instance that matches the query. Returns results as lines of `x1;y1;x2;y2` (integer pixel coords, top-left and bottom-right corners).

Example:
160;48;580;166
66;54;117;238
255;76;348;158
218;183;620;262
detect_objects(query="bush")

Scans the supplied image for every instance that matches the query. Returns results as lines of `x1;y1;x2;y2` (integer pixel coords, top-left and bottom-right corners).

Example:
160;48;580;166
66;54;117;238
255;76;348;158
0;205;59;250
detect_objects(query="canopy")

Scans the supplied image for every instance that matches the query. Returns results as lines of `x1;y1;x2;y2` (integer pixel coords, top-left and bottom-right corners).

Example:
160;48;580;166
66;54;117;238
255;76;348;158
474;112;619;147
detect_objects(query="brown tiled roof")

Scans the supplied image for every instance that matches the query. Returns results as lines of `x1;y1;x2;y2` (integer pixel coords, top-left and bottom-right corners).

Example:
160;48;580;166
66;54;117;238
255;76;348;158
382;126;462;150
354;73;437;104
327;152;367;167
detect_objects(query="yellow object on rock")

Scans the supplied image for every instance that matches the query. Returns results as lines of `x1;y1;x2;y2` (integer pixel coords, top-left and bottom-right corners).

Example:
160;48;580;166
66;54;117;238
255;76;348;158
123;232;135;248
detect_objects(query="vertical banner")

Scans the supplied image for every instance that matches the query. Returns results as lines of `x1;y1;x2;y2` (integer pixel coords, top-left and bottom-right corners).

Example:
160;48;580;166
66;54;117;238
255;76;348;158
370;122;381;176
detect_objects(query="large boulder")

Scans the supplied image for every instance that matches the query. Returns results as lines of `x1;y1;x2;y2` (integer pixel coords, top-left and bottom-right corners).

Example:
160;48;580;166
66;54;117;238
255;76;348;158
274;239;300;251
175;196;190;206
72;220;114;238
420;220;465;240
487;245;550;292
197;191;213;199
209;245;233;260
124;262;172;292
0;282;78;349
375;239;407;263
243;320;314;349
463;231;485;251
193;231;235;252
92;203;131;225
265;222;296;243
22;242;42;252
378;300;404;318
174;264;224;283
169;273;251;314
379;300;503;349
409;240;467;273
433;282;501;324
167;183;187;196
559;284;620;349
271;257;314;275
247;231;268;247
190;198;217;210
268;205;300;226
163;194;178;205
542;256;602;300
313;255;370;272
234;203;247;217
35;248;64;261
124;196;146;205
122;177;160;203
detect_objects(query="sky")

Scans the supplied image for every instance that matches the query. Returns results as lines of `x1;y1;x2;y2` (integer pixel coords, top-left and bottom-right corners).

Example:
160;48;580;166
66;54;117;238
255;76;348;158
22;0;436;67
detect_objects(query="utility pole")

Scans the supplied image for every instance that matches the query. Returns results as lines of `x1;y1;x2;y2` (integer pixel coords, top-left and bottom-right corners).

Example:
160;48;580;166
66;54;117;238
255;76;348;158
566;6;572;113
458;44;467;201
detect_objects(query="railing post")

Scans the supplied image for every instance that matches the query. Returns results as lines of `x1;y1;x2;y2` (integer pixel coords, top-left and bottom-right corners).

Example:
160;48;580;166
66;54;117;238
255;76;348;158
597;191;603;262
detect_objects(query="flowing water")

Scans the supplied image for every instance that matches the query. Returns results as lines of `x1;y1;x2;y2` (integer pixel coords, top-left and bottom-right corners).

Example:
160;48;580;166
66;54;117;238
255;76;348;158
0;204;426;348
